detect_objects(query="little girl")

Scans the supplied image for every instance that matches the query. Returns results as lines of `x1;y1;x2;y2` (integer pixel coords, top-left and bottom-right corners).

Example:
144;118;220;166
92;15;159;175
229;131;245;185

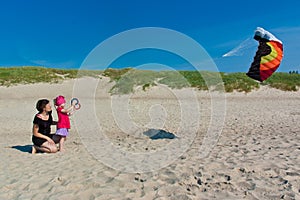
54;95;75;152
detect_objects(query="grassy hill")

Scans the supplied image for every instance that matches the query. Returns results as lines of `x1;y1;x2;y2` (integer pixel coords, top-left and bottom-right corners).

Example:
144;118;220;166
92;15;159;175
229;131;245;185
1;66;300;94
0;66;101;86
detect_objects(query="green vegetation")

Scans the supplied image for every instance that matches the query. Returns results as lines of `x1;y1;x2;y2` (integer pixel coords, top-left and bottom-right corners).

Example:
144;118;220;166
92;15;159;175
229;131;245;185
0;66;102;86
102;68;191;94
1;66;300;94
102;69;261;94
102;68;299;94
263;72;300;91
221;73;260;93
102;67;132;81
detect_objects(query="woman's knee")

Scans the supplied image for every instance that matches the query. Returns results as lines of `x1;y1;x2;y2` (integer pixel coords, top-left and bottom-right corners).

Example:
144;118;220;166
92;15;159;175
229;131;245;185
43;143;58;153
50;146;58;153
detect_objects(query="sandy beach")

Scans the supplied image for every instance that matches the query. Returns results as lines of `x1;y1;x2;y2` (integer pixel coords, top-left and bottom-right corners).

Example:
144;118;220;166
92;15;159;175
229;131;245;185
0;78;299;199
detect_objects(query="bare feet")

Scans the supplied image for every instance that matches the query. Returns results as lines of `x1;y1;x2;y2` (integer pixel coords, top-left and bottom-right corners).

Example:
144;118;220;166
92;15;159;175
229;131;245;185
32;145;37;154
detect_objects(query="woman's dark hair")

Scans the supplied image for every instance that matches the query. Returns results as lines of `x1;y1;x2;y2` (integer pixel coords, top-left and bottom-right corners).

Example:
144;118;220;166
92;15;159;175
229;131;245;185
36;99;49;113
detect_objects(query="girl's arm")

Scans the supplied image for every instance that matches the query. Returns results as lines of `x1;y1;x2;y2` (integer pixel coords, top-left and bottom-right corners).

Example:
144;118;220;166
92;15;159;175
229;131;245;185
60;105;74;114
32;124;54;144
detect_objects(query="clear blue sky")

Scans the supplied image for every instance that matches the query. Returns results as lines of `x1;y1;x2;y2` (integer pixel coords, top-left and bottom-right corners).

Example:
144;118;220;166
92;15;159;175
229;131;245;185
1;0;299;72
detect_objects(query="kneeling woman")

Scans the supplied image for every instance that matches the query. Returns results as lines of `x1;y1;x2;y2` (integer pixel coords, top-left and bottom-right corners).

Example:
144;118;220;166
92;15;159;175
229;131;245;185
32;99;62;154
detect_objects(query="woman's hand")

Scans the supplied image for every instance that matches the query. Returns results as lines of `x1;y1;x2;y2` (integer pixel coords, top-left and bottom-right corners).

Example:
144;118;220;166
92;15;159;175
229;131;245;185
46;137;55;145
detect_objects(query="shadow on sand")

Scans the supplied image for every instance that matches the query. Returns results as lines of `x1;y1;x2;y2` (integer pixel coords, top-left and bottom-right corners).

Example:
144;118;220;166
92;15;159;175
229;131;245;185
143;129;178;140
11;145;32;153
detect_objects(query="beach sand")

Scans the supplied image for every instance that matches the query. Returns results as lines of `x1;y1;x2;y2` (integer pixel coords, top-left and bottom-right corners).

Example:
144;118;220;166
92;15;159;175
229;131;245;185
0;78;299;199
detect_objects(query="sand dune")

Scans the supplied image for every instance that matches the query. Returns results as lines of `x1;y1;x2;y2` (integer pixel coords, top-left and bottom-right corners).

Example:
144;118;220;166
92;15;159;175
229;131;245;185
0;78;299;199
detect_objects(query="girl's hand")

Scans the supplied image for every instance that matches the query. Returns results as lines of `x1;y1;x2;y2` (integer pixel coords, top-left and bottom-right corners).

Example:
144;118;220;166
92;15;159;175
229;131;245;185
71;101;77;106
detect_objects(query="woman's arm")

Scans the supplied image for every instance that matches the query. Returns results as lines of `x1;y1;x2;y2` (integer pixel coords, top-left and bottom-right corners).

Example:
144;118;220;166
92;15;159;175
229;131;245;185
32;124;54;144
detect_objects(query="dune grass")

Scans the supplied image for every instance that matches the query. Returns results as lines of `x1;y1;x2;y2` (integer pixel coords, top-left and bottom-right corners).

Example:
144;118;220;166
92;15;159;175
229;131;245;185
221;72;260;93
102;68;261;94
1;66;299;94
102;68;300;94
0;66;102;86
263;72;300;91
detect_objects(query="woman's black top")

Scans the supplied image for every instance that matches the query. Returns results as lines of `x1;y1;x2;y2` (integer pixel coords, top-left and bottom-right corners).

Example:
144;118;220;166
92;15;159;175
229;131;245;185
32;113;53;146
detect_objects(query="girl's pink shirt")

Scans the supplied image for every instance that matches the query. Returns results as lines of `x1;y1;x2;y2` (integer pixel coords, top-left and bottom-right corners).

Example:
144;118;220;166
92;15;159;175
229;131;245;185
57;106;70;129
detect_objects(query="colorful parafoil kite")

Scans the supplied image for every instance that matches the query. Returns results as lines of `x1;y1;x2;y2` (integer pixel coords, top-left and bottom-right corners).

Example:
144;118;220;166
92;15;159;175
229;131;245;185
246;27;283;82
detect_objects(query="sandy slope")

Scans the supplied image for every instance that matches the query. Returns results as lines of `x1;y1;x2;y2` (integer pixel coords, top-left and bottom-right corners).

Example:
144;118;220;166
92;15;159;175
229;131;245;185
0;79;299;199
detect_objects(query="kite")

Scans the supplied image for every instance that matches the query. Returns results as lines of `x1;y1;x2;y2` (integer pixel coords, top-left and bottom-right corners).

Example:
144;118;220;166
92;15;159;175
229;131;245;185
246;27;283;82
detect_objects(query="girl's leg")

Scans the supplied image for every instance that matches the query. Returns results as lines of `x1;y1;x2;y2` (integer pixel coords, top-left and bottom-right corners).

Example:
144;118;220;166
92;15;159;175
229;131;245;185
59;136;66;152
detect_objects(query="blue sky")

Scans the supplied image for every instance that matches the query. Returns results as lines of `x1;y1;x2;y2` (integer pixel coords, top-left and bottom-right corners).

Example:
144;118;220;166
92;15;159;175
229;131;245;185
0;0;299;72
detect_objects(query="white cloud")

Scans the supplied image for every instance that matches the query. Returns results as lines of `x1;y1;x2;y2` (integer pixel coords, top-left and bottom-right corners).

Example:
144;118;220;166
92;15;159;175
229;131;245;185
28;59;76;68
271;26;300;33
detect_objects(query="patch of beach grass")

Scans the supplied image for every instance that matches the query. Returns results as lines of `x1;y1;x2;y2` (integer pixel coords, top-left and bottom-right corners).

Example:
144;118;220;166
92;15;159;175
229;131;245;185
105;69;159;94
264;72;300;91
0;66;102;86
102;68;133;81
221;73;260;93
104;68;202;94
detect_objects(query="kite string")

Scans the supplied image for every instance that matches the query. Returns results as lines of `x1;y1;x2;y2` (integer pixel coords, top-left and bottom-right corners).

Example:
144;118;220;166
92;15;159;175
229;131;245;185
222;37;255;57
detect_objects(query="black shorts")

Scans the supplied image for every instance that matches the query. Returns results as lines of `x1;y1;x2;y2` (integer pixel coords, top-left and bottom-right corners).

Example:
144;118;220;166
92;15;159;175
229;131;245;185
32;135;53;146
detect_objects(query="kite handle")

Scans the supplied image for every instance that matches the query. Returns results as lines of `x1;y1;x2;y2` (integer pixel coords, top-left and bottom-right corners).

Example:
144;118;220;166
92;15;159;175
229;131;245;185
71;98;81;110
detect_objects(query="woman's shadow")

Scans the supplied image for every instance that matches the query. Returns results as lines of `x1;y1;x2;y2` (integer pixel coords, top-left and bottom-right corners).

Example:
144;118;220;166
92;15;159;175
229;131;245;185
11;145;32;153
